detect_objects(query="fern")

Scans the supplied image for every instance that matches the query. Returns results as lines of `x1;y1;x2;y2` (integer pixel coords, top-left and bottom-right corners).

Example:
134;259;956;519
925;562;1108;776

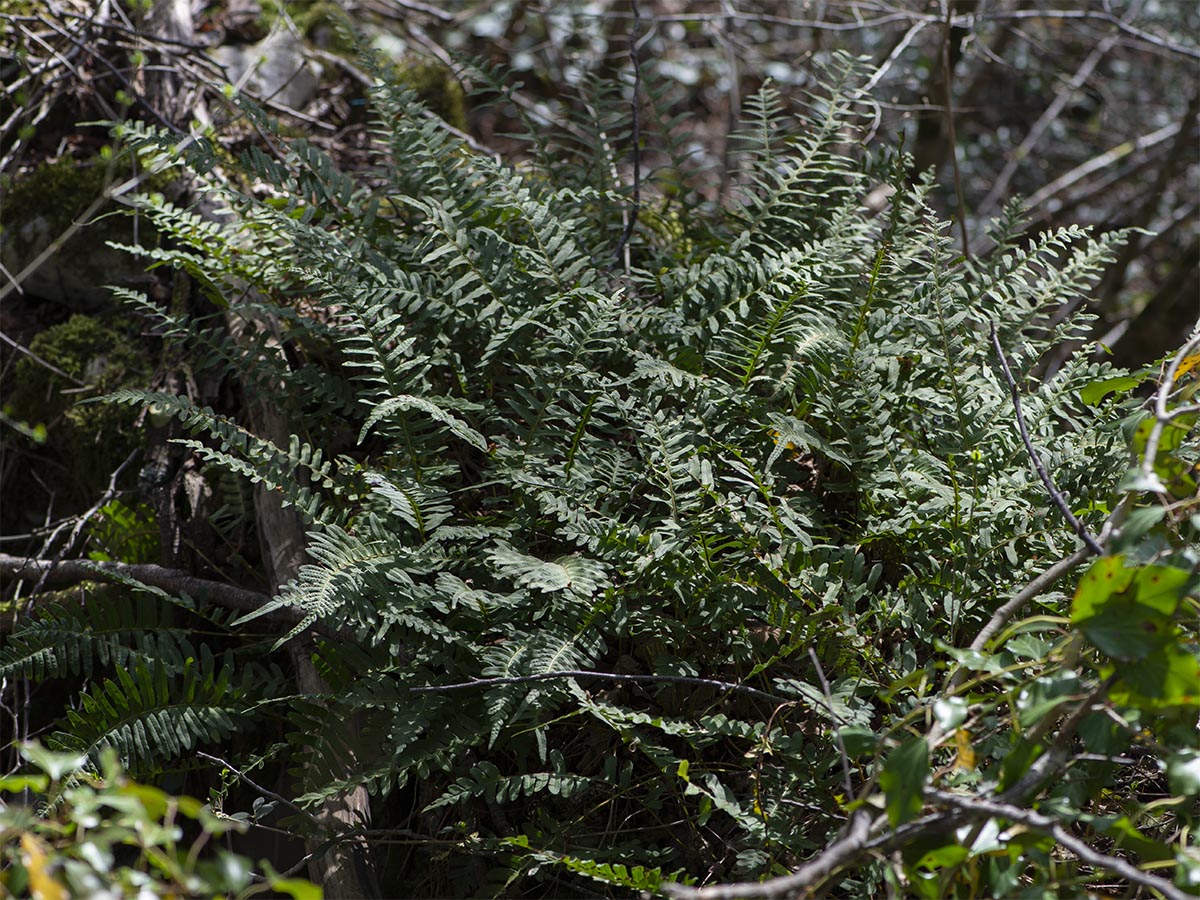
50;648;257;769
8;47;1164;897
0;591;194;681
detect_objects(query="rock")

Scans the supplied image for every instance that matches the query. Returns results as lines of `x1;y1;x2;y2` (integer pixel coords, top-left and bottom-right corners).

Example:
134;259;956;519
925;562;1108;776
0;158;158;310
211;30;321;111
221;0;266;44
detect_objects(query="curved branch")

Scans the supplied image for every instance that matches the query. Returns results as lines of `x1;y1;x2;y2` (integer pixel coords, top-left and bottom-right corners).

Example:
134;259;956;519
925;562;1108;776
663;809;876;900
411;670;788;705
989;321;1104;555
928;790;1189;900
0;552;343;640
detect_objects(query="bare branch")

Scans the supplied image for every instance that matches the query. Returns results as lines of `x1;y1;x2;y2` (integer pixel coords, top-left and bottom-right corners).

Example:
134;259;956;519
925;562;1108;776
613;0;643;272
31;448;141;595
1022;122;1182;214
928;789;1190;900
410;669;788;705
968;546;1091;655
0;552;347;640
0;330;86;386
663;809;876;900
808;647;853;797
1141;327;1200;492
979;13;1127;217
989;321;1104;555
940;0;969;259
863;20;927;93
195;751;313;822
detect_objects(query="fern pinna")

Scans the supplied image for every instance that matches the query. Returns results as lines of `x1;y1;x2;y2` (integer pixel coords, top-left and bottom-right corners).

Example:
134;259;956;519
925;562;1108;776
2;52;1144;896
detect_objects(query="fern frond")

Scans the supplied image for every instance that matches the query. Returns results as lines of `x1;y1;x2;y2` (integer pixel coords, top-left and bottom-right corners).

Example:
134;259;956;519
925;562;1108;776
0;592;194;681
50;648;252;769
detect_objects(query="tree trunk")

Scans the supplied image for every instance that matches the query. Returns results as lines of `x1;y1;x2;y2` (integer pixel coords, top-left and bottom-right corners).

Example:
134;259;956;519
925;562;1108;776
143;4;377;895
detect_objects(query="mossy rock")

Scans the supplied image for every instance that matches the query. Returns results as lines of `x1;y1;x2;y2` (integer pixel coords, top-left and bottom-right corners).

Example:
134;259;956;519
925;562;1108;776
288;0;355;52
0;156;162;309
7;314;149;495
396;58;467;132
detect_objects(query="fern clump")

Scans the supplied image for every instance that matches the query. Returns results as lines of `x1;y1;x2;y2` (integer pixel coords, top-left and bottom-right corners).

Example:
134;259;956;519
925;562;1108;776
6;51;1189;899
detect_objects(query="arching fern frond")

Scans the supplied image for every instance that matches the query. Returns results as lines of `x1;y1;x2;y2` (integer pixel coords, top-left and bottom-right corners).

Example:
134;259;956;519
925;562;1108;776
50;647;256;770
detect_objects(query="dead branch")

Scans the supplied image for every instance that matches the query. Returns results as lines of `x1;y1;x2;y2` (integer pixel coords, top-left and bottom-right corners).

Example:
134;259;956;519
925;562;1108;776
989;321;1104;555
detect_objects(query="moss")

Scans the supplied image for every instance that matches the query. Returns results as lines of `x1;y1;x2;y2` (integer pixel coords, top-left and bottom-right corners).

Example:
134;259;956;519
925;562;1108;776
287;0;355;53
8;314;149;491
1;157;110;243
0;154;175;307
395;58;468;132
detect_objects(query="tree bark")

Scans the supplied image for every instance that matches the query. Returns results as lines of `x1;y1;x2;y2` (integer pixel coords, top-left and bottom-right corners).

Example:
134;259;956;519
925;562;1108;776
141;4;377;895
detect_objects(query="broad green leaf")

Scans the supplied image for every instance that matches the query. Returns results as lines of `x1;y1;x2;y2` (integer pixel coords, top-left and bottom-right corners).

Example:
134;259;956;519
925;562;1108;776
1114;506;1166;548
19;743;85;781
999;738;1043;792
1117;467;1166;493
914;843;970;870
880;737;928;826
0;775;49;793
1166;750;1200;798
1077;599;1171;661
1178;849;1200;889
1071;556;1134;621
1016;671;1080;728
1130;564;1190;614
1131;412;1196;458
837;725;877;758
272;878;324;900
933;697;967;731
1079;375;1143;406
1110;646;1200;707
1089;814;1173;862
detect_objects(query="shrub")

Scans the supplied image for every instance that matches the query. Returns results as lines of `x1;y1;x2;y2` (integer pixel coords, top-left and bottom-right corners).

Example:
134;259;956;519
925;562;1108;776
3;52;1196;897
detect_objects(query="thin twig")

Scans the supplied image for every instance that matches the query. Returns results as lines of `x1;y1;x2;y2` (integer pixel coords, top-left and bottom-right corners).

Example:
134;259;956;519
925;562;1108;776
195;751;313;821
1142;328;1200;490
614;0;643;272
808;647;853;797
973;8;1200;60
663;809;876;899
998;677;1114;804
969;546;1091;655
940;0;969;260
0;331;86;385
562;7;1200;59
979;6;1132;217
863;20;926;93
928;789;1189;900
31;448;141;595
0;552;348;640
1022;121;1181;213
410;669;787;705
989;321;1104;555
